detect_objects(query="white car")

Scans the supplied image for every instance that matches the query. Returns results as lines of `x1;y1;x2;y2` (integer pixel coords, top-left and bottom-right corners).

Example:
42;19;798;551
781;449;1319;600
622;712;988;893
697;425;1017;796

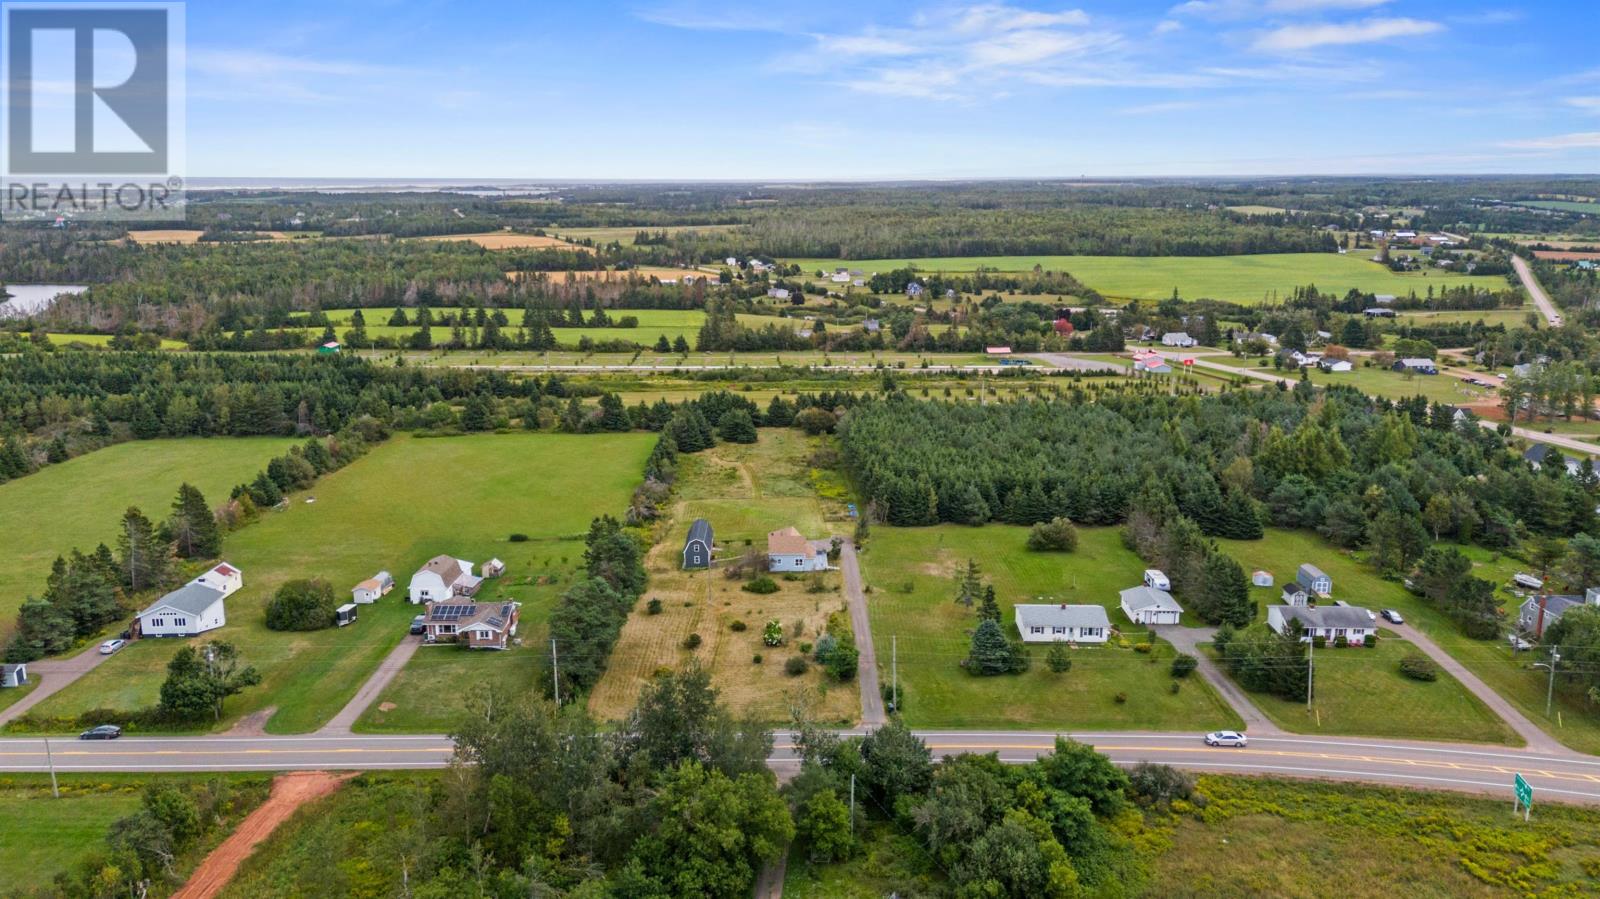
99;638;126;655
1205;731;1248;747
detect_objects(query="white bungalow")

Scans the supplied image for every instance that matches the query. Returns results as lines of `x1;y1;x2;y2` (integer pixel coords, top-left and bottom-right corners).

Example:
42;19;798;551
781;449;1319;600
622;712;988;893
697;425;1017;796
136;563;241;638
767;526;829;572
1014;604;1111;644
1268;604;1376;644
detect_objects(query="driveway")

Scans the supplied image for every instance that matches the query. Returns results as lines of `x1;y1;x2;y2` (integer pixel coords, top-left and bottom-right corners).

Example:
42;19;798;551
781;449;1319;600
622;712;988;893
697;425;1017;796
834;539;886;726
0;641;116;727
1157;625;1283;736
318;634;421;735
1387;623;1563;753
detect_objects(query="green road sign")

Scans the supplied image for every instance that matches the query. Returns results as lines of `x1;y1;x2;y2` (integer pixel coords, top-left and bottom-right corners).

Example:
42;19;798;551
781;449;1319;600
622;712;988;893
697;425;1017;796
1515;773;1533;810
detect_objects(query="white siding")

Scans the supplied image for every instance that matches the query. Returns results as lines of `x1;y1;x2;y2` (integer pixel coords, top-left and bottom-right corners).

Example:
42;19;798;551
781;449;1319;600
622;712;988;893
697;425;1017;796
139;599;226;637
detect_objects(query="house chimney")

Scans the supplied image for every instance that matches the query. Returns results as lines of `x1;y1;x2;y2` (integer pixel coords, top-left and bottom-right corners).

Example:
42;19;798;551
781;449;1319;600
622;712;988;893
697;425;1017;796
1537;595;1548;638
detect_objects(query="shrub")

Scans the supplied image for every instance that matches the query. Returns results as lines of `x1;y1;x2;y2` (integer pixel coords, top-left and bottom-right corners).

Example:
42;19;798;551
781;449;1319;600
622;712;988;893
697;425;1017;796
1399;654;1439;681
509;533;529;542
1046;643;1072;673
1113;691;1128;704
752;653;763;664
881;680;906;713
1171;653;1198;678
742;576;779;594
1127;762;1195;808
799;641;814;654
762;620;784;646
1026;517;1079;552
1334;634;1349;648
1311;635;1327;649
1365;633;1379;648
682;633;702;650
730;620;748;632
1168;681;1181;694
646;598;662;615
785;656;809;676
264;579;336;631
1133;642;1153;654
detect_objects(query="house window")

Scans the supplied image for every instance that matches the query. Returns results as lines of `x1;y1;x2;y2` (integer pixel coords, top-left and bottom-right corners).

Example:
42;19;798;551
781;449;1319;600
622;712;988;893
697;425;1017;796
152;618;164;627
1031;626;1044;634
174;618;186;627
1053;627;1066;634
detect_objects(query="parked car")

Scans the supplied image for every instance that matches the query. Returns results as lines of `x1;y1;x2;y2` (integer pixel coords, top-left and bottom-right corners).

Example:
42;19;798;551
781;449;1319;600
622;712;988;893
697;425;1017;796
1381;609;1404;625
98;638;126;655
1204;731;1248;747
79;725;122;740
409;615;426;635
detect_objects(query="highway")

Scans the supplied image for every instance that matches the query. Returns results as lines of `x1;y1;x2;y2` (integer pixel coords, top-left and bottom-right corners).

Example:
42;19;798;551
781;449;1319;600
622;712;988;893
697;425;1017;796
7;731;1600;805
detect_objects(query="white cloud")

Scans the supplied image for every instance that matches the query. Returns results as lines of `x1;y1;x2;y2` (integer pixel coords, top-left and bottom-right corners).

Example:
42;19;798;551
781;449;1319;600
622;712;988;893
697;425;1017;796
1500;132;1600;150
945;5;1091;33
1567;97;1600;113
1253;17;1442;51
1265;0;1391;10
1118;99;1205;115
818;34;918;57
1448;9;1524;25
1154;19;1183;34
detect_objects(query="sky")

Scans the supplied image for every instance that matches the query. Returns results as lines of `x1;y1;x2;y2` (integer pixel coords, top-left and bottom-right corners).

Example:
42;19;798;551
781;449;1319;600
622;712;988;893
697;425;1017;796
175;0;1599;179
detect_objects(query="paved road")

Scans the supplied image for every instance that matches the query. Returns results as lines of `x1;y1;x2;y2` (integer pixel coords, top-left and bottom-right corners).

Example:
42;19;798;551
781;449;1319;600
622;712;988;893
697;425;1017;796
1512;255;1561;327
8;731;1600;805
0;642;114;727
834;539;886;726
319;634;421;735
1157;626;1282;736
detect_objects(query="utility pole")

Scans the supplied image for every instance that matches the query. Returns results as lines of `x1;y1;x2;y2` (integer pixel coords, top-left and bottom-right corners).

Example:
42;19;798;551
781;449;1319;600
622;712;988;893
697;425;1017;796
849;773;856;838
551;638;560;704
1545;647;1560;717
1306;637;1314;710
892;635;898;715
44;736;58;799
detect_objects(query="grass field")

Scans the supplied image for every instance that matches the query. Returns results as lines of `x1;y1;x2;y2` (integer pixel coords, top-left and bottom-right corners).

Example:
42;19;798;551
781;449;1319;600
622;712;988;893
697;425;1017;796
310;307;798;348
858;525;1242;731
1393;307;1532;327
20;432;654;734
1516;200;1600;215
0;773;273;894
0;438;298;625
1216;529;1522;745
361;348;1000;370
551;224;742;244
414;231;589;250
784;253;1499;303
589;430;861;724
41;331;189;349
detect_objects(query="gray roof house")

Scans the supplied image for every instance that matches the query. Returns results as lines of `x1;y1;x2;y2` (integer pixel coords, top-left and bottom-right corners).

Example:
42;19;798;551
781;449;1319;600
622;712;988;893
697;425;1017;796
1525;444;1585;477
683;518;714;569
1014;604;1112;643
1518;589;1599;639
1393;357;1438;374
1268;604;1377;642
1119;585;1184;625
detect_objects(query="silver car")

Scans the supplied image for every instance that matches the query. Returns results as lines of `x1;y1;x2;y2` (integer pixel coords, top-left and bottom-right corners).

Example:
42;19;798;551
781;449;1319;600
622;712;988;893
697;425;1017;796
1205;730;1248;747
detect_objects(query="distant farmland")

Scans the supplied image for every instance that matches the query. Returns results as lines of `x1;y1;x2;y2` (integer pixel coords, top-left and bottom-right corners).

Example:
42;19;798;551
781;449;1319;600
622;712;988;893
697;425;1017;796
786;252;1502;303
416;232;589;250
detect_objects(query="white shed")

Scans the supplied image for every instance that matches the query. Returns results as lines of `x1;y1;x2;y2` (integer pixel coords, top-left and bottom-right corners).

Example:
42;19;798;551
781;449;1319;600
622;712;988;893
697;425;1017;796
1251;570;1274;587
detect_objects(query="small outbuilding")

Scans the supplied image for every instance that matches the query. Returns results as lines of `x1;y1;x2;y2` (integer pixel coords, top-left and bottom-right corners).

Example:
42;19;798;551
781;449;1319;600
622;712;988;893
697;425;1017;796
1297;563;1332;597
683;518;714;570
1120;586;1184;626
352;571;395;604
1251;570;1274;587
1;663;26;688
336;603;359;627
483;558;506;578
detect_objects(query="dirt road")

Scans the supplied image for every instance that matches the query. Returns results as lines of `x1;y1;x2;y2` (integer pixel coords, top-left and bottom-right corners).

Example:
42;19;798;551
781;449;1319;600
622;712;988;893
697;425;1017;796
1512;255;1561;326
172;771;353;899
835;539;886;726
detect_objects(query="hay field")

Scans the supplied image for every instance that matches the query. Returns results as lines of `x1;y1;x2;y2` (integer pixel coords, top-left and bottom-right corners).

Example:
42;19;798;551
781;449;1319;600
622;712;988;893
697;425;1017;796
588;430;859;724
418;232;589;250
506;267;720;283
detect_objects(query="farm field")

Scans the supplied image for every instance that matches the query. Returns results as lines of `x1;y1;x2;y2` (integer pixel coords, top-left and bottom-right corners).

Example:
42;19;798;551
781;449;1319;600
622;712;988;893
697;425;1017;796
551;223;742;244
857;525;1242;731
311;307;797;348
1515;200;1600;214
1216;529;1522;745
366;348;1000;369
18;432;654;734
0;437;298;625
124;230;297;244
784;253;1498;303
1301;363;1499;405
1393;307;1531;327
506;266;718;283
589;430;860;724
413;231;588;250
1532;250;1600;261
41;331;189;349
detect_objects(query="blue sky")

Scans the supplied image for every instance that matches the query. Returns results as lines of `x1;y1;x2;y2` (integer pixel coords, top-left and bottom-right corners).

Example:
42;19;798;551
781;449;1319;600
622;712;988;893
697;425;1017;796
182;0;1600;178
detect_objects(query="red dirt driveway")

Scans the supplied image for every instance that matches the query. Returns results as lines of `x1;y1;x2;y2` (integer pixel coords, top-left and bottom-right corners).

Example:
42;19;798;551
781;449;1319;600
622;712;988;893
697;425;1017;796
172;771;353;899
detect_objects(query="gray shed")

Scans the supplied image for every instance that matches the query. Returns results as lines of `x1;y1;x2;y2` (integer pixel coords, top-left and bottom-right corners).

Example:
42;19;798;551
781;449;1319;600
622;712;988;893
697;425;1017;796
682;519;713;569
1;663;27;688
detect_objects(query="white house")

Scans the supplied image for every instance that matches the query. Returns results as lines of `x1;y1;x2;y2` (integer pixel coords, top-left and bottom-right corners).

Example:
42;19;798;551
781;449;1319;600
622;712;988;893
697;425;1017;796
136;563;241;638
351;570;394;604
767;526;829;572
1320;358;1353;373
1393;357;1438;375
1267;604;1376;644
766;287;790;300
830;271;851;283
1120;585;1184;625
1014;604;1111;644
408;555;480;604
1161;332;1196;348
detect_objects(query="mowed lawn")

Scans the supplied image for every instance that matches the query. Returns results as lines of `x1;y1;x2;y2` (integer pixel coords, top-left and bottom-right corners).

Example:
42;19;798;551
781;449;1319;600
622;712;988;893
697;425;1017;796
0;788;143;891
1216;529;1518;745
0;438;298;625
785;253;1496;303
590;430;860;724
858;525;1242;731
305;308;797;348
22;432;654;734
